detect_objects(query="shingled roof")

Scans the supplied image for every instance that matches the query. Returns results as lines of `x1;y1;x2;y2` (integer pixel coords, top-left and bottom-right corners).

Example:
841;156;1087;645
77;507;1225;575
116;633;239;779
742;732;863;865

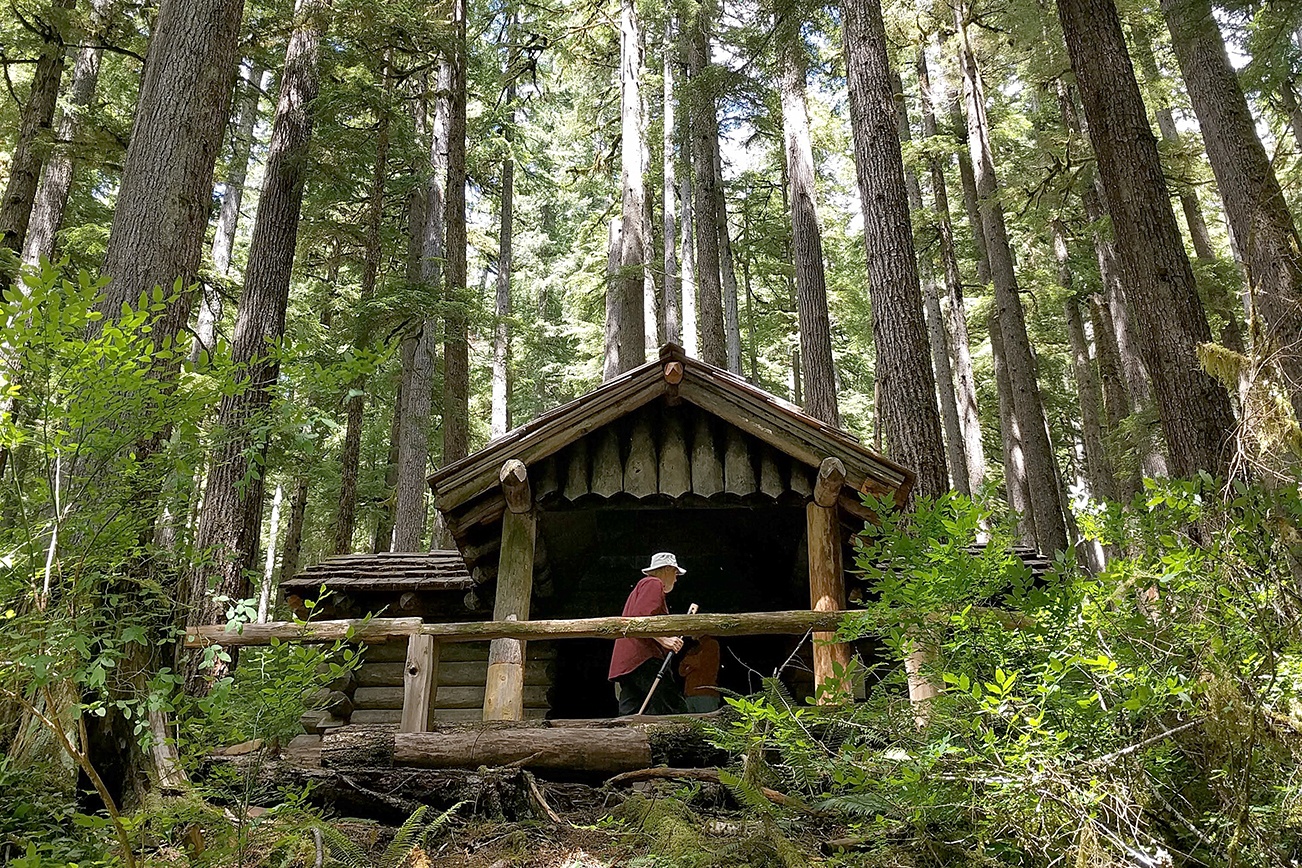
280;551;472;593
428;343;914;536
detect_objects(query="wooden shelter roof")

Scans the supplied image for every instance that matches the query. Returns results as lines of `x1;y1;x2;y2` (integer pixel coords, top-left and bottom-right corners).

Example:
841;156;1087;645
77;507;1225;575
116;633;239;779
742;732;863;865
281;551;472;593
428;343;915;529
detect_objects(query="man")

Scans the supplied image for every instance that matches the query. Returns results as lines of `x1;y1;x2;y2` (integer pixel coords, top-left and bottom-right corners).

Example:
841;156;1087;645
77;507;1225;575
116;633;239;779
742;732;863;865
608;552;688;715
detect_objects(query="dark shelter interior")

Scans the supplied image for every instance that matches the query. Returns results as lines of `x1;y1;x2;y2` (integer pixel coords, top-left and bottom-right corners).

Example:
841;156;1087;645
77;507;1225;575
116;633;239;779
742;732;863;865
535;500;819;718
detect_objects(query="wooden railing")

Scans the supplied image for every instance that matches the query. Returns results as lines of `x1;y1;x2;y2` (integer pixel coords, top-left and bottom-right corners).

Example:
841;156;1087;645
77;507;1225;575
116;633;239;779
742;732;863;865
183;609;856;648
185;609;859;733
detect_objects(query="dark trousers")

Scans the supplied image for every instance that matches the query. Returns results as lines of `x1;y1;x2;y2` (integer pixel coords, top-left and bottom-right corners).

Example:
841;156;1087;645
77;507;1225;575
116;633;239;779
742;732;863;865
614;658;687;716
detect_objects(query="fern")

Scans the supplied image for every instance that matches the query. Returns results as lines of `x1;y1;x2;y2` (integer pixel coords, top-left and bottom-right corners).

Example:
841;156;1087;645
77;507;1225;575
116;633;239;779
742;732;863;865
318;802;464;868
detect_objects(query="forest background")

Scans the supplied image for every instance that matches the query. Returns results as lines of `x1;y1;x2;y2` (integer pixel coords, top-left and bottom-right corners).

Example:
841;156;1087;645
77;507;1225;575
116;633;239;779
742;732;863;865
1;0;1302;862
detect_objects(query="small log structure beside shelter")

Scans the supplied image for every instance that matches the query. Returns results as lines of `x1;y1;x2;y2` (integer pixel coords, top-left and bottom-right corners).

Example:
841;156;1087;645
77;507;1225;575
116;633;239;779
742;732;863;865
192;344;918;777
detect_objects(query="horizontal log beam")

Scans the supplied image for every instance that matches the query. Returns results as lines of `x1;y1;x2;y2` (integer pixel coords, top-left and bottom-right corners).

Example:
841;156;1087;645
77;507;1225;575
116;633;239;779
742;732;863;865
186;610;860;648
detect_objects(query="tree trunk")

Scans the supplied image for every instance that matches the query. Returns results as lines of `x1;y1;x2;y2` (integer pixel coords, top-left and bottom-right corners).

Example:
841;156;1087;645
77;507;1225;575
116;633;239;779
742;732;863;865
392;68;448;553
989;310;1034;539
687;3;726;368
336;57;393;555
492;72;516;435
372;380;402;553
606;0;648;380
193;62;268;362
1160;0;1302;423
443;0;470;462
279;475;310;582
917;49;984;494
1056;224;1116;503
98;0;245;348
662;17;681;346
1129;21;1217;263
0;0;73;277
778;25;839;426
1281;79;1302;154
21;0;114;267
257;482;285;622
678;45;698;358
714;139;742;374
1056;0;1236;478
955;8;1067;552
82;0;246;804
948;96;991;288
186;0;326;651
841;0;948;499
892;65;965;490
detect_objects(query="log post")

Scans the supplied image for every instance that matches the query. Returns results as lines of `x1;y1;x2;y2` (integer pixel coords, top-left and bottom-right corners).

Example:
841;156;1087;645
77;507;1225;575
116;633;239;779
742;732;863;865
400;634;440;733
484;459;536;720
807;457;852;703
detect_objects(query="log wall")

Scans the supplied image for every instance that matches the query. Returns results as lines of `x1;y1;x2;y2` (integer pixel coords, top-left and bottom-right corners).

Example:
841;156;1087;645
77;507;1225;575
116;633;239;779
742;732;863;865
348;641;555;725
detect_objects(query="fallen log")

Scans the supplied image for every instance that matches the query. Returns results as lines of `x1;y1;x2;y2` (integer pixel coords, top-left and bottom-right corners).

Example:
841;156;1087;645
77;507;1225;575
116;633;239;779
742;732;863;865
321;719;728;775
398;730;652;774
186;610;859;647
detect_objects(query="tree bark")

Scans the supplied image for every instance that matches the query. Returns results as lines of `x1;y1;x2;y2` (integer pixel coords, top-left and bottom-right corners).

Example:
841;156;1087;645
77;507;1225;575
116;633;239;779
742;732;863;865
1129;21;1217;263
917;48;984;494
1160;0;1302;423
606;0;648;380
955;8;1067;552
278;475;310;582
1056;0;1236;478
892;65;965;490
21;0;113;268
193;62;268;362
687;3;726;368
336;56;393;555
948;95;990;288
492;71;516;435
0;0;73;276
678;41;698;358
1281;78;1302;154
257;482;284;622
1057;226;1117;503
186;0;326;648
98;0;245;347
662;17;681;346
714;138;742;374
393;68;449;553
443;0;470;462
841;0;948;499
990;310;1033;539
778;24;839;426
372;380;402;553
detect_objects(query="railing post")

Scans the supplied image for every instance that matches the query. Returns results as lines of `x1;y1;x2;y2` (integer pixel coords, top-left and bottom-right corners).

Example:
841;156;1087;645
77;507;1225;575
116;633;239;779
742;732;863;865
807;457;852;703
400;634;440;732
484;460;536;720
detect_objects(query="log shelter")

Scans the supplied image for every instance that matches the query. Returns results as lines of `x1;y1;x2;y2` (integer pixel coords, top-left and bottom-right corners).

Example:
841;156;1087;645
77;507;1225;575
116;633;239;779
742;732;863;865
280;344;915;733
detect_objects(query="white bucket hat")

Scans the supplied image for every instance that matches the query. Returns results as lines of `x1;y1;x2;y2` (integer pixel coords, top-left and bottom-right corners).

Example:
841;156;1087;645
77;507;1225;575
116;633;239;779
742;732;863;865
642;552;686;576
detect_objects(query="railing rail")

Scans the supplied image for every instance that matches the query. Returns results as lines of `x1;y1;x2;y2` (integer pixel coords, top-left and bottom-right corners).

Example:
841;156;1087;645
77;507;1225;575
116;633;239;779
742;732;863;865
184;609;858;648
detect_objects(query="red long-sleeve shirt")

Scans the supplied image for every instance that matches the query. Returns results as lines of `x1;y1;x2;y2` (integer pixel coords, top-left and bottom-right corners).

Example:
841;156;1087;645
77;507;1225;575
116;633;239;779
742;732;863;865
608;576;668;680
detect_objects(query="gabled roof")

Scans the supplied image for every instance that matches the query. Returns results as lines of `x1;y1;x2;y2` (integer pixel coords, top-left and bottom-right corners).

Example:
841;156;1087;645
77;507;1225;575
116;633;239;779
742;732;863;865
429;344;914;519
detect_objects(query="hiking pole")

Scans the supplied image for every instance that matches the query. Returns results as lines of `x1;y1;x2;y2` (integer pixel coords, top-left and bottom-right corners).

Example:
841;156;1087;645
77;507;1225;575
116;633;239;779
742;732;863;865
637;603;699;715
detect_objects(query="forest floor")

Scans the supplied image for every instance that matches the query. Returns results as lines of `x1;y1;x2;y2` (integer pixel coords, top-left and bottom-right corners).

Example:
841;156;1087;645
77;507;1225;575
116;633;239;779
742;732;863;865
177;775;863;868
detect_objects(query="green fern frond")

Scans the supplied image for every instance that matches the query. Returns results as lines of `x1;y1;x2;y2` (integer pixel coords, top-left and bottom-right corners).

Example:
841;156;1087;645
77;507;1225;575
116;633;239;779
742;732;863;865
378;805;429;868
317;820;371;868
816;791;895;821
719;768;775;815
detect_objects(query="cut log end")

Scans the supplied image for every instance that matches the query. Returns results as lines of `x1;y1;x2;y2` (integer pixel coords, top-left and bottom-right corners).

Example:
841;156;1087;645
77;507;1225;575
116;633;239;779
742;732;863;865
500;460;532;513
813;457;846;508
